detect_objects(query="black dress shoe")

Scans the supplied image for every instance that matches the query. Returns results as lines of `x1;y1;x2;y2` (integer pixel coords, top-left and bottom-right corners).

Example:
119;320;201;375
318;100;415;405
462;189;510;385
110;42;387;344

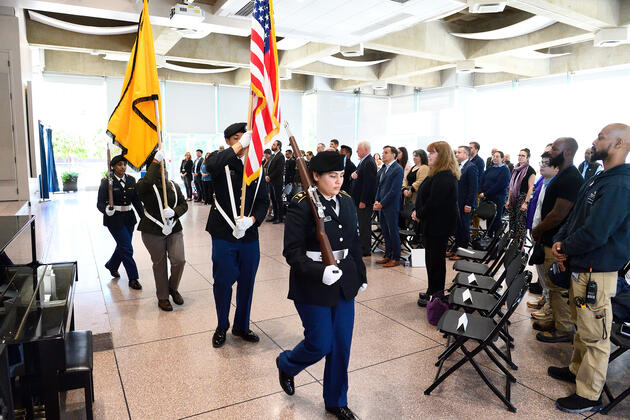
272;219;283;224
276;356;295;395
325;406;356;420
169;288;184;305
105;263;120;278
556;393;602;414
232;327;260;342
417;292;428;307
212;328;227;348
128;279;142;290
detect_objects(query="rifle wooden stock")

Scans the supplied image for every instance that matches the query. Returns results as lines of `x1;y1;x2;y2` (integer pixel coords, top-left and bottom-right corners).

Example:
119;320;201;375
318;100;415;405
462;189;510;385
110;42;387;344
107;145;114;208
286;135;336;267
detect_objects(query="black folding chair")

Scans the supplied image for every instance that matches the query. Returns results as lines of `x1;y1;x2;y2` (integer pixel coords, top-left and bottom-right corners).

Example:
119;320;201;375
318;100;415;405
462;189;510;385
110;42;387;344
455;228;511;263
449;245;523;295
601;321;630;415
470;199;497;239
453;238;521;277
370;212;385;253
425;271;532;412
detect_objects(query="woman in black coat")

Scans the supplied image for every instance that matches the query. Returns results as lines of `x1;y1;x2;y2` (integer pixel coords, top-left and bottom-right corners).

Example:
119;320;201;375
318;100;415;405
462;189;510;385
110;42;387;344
180;151;193;200
412;141;460;307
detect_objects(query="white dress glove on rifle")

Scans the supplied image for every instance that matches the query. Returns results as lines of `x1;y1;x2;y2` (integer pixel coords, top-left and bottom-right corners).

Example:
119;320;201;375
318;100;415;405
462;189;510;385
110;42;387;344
163;207;175;219
232;228;245;240
322;265;343;286
235;216;254;231
359;283;368;292
105;207;115;217
154;149;165;163
162;218;174;236
239;131;252;149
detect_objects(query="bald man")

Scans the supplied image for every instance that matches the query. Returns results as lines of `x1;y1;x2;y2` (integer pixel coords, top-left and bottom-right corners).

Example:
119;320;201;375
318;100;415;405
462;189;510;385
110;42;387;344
532;137;583;343
548;123;630;414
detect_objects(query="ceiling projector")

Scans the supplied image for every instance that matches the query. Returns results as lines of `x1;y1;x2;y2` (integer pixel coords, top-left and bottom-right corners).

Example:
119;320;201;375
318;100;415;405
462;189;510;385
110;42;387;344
170;2;205;27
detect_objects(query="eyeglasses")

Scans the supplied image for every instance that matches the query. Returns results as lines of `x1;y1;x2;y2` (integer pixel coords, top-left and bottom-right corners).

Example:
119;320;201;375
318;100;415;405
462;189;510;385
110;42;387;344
539;161;550;167
518;154;528;158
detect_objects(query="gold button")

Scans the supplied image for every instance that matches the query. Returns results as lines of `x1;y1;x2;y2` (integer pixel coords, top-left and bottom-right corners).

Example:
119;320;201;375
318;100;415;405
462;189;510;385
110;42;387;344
338;224;342;229
336;259;340;264
340;238;344;242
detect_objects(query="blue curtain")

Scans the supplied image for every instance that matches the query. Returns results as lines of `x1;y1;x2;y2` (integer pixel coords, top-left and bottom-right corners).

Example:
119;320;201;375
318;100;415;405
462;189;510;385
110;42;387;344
38;122;49;199
45;127;59;193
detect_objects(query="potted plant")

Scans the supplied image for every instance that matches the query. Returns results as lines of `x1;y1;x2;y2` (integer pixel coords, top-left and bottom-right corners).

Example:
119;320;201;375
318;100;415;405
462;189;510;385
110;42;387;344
61;171;79;192
53;132;88;190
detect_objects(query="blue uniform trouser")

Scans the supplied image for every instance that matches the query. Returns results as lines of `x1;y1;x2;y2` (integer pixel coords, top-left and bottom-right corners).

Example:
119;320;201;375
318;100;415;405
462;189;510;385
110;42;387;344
455;209;471;249
107;224;139;280
379;209;401;260
487;195;506;237
211;238;260;331
277;296;355;408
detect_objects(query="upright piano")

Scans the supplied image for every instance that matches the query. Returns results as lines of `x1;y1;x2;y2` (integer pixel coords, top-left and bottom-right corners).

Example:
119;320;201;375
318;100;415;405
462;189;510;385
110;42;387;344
0;216;77;419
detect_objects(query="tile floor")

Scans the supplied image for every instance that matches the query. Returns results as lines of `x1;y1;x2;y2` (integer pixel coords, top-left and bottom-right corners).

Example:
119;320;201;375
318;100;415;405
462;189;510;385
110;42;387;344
8;192;629;419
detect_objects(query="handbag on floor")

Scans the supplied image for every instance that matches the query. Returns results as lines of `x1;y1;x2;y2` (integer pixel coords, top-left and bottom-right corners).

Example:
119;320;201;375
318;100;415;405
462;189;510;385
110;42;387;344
427;291;450;326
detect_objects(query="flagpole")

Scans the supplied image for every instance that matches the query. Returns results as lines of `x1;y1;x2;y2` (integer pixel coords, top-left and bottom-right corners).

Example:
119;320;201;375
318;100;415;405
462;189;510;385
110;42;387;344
107;142;114;209
154;99;168;208
239;91;254;218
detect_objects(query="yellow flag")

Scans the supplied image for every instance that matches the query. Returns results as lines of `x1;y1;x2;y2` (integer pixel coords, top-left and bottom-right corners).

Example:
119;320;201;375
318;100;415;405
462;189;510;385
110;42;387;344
106;0;162;169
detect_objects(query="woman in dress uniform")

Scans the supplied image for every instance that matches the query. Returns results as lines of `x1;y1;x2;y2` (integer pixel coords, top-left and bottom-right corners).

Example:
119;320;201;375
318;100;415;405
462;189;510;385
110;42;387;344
136;150;188;312
97;154;144;290
276;151;367;420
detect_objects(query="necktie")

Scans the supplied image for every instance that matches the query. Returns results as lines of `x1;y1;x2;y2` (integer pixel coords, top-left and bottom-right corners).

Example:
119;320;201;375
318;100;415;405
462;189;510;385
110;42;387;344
322;197;336;209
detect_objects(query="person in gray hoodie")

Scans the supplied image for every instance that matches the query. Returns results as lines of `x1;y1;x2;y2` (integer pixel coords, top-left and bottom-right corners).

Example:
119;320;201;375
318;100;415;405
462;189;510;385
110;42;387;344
548;123;630;415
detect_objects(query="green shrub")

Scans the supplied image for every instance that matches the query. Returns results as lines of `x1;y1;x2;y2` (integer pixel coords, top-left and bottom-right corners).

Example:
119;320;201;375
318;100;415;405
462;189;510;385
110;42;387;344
61;171;79;183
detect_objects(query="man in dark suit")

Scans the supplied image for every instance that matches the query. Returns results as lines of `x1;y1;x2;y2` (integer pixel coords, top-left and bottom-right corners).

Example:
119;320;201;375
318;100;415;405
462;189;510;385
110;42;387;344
284;149;297;199
193;149;204;202
451;146;478;260
373;146;404;267
577;148;602;181
265;140;285;224
339;145;356;193
350;141;377;256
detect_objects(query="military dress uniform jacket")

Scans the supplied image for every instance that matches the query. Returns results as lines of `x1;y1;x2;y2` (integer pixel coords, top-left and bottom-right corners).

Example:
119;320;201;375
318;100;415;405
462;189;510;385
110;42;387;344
204;147;269;242
284;190;367;307
97;175;143;229
136;162;188;235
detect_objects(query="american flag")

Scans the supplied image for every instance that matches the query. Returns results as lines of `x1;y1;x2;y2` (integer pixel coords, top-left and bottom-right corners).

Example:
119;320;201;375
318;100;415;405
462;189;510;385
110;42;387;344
245;0;281;185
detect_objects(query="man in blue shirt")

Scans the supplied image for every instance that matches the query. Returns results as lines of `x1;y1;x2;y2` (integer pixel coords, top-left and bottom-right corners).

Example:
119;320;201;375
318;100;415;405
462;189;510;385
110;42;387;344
548;123;630;414
577;148;602;181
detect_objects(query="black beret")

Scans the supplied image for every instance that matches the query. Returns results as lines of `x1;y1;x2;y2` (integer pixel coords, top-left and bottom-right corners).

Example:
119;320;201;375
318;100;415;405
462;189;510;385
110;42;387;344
110;154;127;168
309;150;344;173
224;122;247;139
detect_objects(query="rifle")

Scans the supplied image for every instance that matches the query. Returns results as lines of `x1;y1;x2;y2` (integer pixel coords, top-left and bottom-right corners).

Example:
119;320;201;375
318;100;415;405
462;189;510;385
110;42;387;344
283;121;336;267
106;143;114;210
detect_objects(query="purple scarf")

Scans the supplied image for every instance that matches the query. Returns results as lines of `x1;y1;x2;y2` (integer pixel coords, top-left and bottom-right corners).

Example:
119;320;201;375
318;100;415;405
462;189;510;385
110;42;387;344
509;162;529;206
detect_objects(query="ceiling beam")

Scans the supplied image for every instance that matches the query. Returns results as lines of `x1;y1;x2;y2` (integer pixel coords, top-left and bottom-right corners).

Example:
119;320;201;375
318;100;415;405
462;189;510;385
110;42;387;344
293;62;378;81
475;56;550;77
279;42;340;69
365;21;466;62
508;0;620;31
467;22;593;59
165;33;250;67
394;72;442;89
153;26;183;56
378;55;453;81
332;79;370;92
550;43;630;74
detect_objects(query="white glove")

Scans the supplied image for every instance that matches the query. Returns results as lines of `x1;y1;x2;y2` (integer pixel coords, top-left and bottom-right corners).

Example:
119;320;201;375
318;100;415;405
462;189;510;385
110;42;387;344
105;207;115;217
161;218;174;236
154;149;165;163
232;228;245;239
322;265;343;286
239;131;252;149
235;216;254;231
359;283;368;292
163;207;175;219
